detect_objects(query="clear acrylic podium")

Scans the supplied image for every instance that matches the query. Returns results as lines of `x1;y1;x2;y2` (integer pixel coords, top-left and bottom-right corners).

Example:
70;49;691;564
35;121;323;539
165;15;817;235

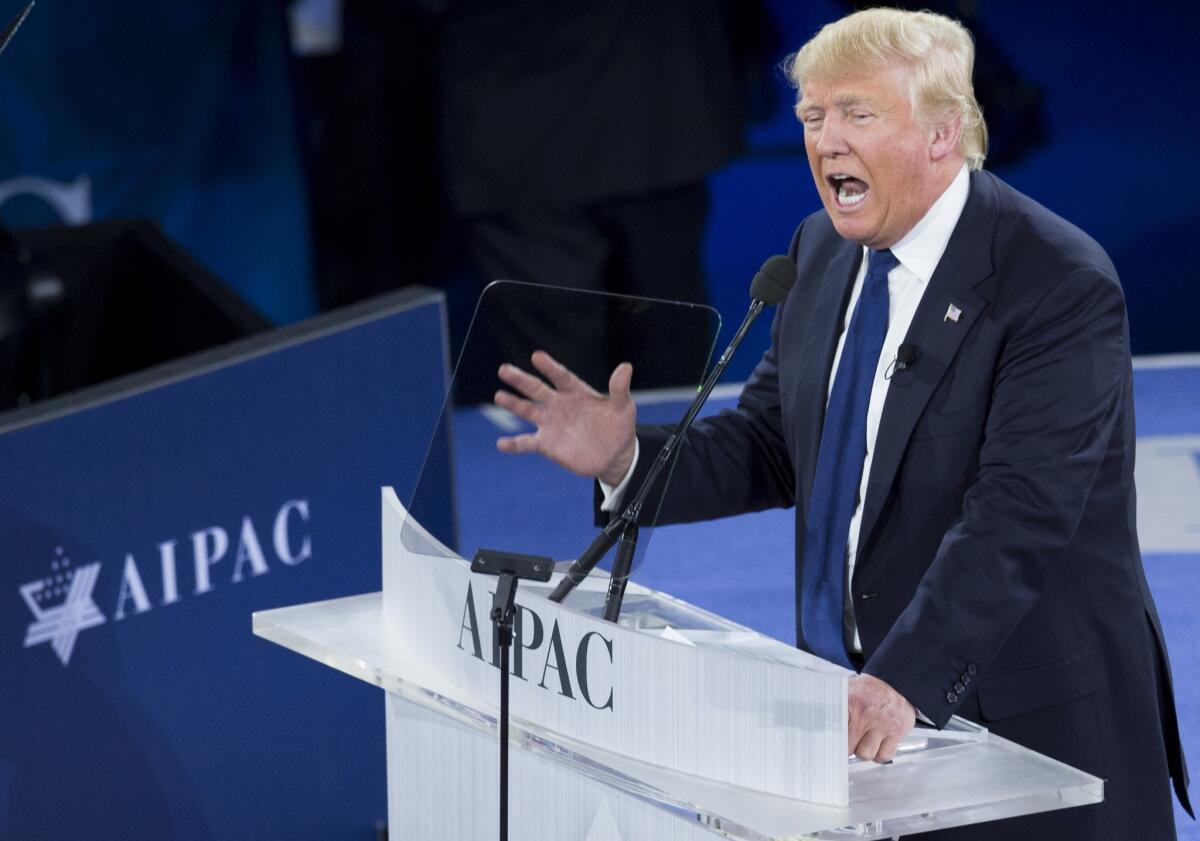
253;488;1102;840
254;283;1101;838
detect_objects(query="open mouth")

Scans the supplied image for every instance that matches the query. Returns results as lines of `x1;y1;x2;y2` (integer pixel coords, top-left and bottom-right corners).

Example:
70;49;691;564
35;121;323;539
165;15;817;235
828;173;869;208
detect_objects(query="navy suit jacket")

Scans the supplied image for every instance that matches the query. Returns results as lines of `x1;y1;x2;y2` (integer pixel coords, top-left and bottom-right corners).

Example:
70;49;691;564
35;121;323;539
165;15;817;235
624;170;1191;836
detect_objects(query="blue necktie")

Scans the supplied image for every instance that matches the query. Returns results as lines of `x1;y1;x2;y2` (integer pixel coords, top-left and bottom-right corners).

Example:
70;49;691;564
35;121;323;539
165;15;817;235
800;248;897;668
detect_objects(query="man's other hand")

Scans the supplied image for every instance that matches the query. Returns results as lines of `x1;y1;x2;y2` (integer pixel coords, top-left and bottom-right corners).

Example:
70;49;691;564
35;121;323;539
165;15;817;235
494;350;637;486
848;673;916;763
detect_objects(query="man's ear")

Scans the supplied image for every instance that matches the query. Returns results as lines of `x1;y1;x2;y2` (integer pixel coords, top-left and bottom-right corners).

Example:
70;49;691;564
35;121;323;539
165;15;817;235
929;114;963;162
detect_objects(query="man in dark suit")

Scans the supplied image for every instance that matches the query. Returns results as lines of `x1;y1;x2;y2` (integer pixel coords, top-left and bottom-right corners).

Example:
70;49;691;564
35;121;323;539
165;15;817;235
493;8;1190;837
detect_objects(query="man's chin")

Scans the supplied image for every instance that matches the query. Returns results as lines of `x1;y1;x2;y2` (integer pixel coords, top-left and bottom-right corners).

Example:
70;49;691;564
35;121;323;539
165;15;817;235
828;215;876;248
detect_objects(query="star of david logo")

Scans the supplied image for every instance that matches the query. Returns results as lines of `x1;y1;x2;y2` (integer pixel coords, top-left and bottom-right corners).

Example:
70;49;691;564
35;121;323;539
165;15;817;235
19;547;105;666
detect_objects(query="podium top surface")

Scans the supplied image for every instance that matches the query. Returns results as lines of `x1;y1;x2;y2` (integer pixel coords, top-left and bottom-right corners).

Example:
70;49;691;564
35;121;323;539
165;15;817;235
255;591;1102;839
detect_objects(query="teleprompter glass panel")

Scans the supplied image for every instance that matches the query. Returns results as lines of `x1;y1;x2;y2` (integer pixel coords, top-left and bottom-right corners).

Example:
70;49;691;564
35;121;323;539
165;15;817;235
403;281;720;609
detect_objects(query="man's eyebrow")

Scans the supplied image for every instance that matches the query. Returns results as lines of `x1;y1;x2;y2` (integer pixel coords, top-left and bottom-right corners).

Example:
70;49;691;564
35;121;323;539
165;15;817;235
832;94;874;109
797;93;880;112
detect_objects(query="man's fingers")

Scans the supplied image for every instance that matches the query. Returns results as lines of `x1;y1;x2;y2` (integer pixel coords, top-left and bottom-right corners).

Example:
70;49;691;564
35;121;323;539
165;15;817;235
496;432;540;455
498;362;553;402
852;729;884;763
493;389;540;424
875;734;903;764
608;362;633;404
531;350;588;394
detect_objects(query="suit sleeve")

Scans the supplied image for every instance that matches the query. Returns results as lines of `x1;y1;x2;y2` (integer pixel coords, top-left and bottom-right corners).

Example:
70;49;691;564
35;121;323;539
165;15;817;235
865;265;1131;725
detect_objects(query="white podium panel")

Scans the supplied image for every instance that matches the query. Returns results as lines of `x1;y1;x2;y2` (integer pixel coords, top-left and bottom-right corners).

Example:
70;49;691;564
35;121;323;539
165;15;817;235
387;696;726;841
253;489;1103;840
386;487;849;805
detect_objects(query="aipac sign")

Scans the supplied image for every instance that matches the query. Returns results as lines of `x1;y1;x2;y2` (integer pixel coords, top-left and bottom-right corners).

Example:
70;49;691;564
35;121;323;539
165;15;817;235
0;286;447;840
18;498;311;666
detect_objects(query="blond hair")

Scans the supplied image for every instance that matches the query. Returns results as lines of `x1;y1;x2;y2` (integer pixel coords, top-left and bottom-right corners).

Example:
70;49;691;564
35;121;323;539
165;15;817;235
785;8;988;171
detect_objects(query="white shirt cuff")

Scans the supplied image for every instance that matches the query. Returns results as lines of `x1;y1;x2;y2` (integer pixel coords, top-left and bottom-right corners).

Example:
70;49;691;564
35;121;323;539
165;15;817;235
598;438;639;513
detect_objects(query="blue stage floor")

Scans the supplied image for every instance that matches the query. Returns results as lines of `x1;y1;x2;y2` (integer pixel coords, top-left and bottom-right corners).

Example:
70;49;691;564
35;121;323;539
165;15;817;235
453;355;1200;835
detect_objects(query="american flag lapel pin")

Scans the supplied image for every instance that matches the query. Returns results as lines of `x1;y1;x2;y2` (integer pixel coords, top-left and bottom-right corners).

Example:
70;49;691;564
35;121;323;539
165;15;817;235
944;303;962;323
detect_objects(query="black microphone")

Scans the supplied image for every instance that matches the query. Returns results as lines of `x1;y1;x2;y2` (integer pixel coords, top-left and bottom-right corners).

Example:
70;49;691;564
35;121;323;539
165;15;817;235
885;342;918;379
548;255;798;611
748;255;796;306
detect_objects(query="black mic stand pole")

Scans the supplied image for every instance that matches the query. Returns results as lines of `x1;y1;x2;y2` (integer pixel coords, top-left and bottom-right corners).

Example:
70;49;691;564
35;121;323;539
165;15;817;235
469;548;554;841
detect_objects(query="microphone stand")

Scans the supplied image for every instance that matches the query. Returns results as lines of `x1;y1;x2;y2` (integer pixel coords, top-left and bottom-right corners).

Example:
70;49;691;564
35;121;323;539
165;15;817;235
469;548;554;841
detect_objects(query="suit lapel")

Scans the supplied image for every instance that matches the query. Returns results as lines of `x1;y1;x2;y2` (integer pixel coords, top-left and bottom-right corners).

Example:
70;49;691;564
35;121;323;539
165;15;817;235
794;240;863;518
855;172;999;556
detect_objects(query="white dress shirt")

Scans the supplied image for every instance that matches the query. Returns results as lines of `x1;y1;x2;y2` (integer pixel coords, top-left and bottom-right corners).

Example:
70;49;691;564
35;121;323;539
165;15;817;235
602;165;971;652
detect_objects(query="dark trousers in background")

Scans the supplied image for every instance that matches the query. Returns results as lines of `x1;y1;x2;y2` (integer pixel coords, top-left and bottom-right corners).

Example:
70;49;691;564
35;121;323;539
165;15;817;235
459;181;712;402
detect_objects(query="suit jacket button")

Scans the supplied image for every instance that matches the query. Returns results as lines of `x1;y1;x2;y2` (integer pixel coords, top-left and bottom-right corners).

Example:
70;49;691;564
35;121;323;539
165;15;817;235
967;663;977;675
954;681;965;693
946;690;958;704
961;673;972;686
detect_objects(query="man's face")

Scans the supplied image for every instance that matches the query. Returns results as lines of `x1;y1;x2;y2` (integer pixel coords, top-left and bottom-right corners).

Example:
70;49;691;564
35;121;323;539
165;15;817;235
798;64;948;250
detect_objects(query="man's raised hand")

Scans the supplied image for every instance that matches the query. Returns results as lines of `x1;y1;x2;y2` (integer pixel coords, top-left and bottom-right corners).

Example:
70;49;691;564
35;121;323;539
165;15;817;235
494;351;637;486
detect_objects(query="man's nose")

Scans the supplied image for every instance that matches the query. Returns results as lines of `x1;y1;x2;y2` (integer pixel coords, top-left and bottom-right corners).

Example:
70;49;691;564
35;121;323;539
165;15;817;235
814;118;849;156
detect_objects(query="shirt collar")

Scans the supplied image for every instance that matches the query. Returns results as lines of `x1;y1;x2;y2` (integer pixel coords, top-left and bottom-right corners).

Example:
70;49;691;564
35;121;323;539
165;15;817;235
886;163;970;284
